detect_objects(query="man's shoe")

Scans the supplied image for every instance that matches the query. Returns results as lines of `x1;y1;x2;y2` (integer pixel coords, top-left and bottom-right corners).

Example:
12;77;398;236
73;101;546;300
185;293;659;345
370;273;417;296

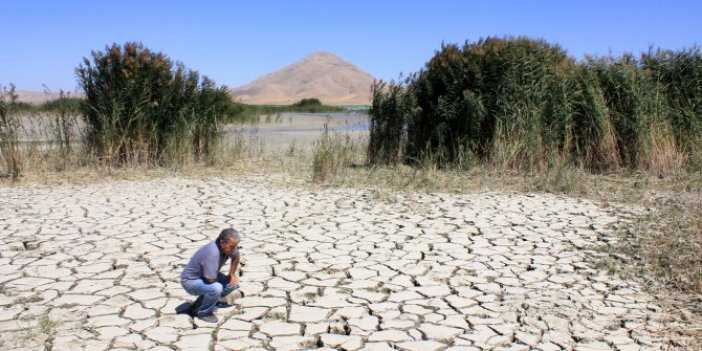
216;301;233;308
187;296;204;316
196;313;218;323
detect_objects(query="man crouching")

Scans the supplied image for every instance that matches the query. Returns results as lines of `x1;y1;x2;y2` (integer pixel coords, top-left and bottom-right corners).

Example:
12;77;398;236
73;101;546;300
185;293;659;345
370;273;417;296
180;228;241;323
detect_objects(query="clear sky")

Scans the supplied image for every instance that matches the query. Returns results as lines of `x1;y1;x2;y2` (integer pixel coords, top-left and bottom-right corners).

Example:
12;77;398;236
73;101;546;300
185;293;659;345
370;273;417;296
2;0;700;92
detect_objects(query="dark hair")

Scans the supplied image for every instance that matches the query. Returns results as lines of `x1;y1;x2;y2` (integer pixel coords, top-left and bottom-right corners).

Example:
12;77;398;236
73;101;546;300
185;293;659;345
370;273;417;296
218;228;240;243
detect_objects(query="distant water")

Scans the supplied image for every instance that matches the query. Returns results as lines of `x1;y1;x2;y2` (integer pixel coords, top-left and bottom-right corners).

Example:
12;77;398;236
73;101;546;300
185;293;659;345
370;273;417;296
228;112;370;135
237;123;369;135
282;112;368;119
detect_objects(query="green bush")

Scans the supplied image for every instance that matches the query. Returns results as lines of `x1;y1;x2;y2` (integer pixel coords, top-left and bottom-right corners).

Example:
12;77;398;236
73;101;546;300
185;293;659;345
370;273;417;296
76;42;242;165
368;36;702;175
401;37;579;171
292;98;322;107
642;47;702;170
368;80;415;166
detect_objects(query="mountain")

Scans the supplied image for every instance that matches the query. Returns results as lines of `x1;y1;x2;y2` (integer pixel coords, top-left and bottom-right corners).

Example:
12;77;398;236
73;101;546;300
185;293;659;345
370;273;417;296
229;51;375;105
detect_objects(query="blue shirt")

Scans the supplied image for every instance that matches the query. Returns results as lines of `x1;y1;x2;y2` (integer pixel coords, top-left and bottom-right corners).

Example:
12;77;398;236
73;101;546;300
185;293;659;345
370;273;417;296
181;240;239;283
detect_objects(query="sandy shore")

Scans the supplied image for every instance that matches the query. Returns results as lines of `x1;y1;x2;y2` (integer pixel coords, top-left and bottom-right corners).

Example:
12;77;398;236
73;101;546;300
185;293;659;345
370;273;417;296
0;175;697;350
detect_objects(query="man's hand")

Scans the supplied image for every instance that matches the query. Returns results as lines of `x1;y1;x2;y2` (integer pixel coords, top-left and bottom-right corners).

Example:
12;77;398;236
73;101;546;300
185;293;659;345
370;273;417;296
229;253;240;287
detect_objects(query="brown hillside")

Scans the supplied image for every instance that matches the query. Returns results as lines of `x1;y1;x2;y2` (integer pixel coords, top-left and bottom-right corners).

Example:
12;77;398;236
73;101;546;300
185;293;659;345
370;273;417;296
229;51;375;105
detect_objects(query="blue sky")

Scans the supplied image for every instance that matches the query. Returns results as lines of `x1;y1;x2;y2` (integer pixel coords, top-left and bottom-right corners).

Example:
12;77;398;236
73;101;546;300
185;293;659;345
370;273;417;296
2;0;700;92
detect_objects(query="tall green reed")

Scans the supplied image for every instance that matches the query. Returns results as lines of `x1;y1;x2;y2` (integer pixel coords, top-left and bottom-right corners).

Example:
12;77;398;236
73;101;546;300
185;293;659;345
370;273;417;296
76;42;242;167
0;84;22;180
368;36;702;176
368;80;414;166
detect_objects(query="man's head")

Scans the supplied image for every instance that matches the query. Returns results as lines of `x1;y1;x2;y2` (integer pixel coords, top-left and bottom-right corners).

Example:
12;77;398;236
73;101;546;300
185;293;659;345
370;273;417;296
217;228;240;255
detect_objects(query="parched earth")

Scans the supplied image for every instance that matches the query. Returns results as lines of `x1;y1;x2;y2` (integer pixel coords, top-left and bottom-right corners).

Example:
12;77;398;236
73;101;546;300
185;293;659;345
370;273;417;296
0;177;696;350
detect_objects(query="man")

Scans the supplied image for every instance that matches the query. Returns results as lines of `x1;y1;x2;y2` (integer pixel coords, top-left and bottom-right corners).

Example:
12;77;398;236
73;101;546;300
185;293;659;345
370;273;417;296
180;228;241;323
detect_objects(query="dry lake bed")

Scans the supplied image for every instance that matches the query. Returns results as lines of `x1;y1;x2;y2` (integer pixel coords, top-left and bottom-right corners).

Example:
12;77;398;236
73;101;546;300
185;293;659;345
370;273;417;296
1;174;699;350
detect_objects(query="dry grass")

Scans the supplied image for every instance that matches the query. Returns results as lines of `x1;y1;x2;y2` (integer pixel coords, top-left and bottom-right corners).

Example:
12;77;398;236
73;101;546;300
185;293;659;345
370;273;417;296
594;193;702;347
325;159;701;343
596;194;702;296
37;312;57;336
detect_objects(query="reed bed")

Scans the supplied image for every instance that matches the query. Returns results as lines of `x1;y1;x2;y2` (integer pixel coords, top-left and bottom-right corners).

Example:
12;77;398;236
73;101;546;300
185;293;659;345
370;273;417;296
76;42;242;166
368;37;702;176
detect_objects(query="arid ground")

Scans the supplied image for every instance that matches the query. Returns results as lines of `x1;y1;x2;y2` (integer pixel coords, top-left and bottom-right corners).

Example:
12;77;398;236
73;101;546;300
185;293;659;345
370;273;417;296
0;113;700;351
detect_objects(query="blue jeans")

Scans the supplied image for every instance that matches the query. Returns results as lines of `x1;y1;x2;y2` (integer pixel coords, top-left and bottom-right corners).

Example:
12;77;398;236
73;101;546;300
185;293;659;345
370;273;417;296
182;273;238;315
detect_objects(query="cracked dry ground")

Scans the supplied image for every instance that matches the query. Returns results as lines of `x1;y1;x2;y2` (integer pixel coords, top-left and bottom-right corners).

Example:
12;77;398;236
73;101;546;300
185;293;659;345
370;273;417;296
0;177;697;351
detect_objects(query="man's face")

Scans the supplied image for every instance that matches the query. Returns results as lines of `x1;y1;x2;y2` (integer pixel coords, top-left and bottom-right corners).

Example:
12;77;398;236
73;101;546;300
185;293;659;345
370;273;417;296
221;238;238;255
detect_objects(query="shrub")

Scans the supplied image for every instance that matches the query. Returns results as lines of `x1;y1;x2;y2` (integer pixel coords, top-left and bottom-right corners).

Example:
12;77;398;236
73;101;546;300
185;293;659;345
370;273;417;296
293;98;322;107
76;42;241;166
367;80;414;166
642;47;702;171
397;37;580;171
0;84;22;180
368;36;702;175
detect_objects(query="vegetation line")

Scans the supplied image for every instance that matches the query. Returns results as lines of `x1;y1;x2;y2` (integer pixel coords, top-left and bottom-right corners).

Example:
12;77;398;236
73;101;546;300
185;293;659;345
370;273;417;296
368;36;702;176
